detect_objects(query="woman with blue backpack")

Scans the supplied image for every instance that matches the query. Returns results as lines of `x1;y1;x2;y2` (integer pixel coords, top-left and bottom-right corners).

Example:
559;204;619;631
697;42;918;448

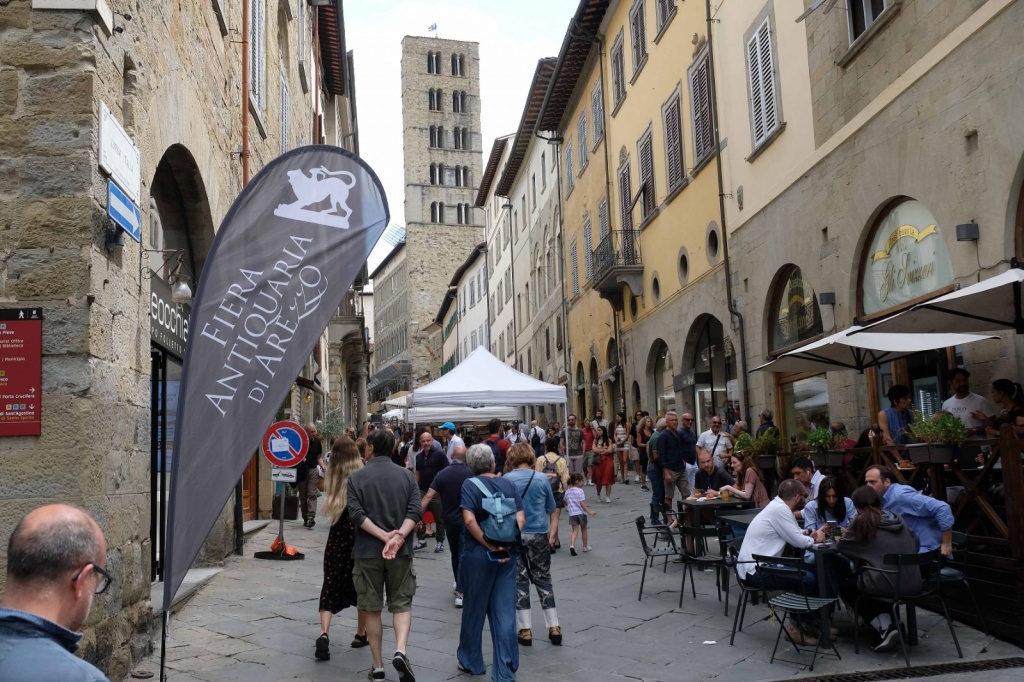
458;443;526;681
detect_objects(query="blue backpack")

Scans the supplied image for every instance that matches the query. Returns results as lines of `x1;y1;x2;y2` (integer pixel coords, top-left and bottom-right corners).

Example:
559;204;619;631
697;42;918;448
469;478;519;546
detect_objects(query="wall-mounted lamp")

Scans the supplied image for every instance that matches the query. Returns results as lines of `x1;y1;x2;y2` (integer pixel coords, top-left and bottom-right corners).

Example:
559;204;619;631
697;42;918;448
143;248;195;305
956;222;980;242
818;292;836;306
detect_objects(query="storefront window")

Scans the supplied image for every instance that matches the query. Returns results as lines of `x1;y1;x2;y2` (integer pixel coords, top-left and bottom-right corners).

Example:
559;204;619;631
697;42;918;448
771;266;823;352
690;317;739;431
781;375;829;441
654;343;675;416
861;198;954;316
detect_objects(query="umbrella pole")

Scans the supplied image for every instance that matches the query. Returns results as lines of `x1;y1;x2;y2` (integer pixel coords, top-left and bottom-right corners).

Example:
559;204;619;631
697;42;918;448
1014;280;1023;334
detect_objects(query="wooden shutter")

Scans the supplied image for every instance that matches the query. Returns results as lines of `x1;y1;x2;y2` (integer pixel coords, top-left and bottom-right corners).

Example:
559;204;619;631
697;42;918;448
692;51;714;160
249;0;265;113
279;62;289;154
631;2;647;68
639;132;655;218
570;239;580;296
664;94;683;190
578;113;588;167
748;17;777;147
592;84;604;139
583;218;594;280
599;199;610;238
618;164;633;232
565;142;574;193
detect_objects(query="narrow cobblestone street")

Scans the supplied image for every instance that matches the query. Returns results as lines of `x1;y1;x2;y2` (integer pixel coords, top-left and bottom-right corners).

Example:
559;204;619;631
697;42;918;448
144;484;1019;682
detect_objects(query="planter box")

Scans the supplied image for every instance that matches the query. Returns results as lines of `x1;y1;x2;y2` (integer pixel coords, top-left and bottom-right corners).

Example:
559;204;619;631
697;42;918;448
905;443;955;464
823;450;847;467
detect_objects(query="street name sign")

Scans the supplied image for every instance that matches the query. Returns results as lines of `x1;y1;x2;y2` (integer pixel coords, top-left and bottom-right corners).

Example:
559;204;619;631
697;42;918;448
108;179;142;242
99;101;141;203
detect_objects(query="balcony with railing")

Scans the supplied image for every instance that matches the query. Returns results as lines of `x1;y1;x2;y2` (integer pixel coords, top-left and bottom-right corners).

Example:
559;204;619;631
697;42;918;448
332;288;364;323
592;230;643;304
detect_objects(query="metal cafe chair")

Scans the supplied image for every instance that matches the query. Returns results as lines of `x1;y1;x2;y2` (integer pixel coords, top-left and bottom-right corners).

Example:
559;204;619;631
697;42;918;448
753;554;840;672
726;538;772;644
937;531;987;637
852;549;962;668
634;516;690;607
679;525;729;606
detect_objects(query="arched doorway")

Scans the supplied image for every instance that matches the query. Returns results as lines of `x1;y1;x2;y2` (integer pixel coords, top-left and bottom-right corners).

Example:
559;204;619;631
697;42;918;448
649;340;675;417
687;316;738;433
606;338;621;414
575;362;586;419
149;145;215;582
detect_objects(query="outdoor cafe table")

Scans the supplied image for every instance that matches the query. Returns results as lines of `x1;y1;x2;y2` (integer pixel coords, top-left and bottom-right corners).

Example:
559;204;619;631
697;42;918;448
679;497;753;556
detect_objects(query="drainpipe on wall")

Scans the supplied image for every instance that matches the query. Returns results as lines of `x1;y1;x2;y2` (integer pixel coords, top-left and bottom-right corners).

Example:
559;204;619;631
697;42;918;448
705;0;751;422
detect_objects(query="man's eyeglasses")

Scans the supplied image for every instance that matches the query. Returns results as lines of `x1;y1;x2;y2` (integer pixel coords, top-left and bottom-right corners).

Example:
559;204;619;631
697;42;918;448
711;421;721;425
72;563;112;594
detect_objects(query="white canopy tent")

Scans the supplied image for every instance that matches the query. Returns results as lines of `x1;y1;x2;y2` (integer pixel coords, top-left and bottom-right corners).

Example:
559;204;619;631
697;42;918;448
412;346;568;408
856;267;1024;335
751;326;997;375
382;405;520;423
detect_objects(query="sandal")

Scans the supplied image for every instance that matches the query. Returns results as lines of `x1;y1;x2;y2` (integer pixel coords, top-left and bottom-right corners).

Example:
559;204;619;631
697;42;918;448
351;633;368;648
548;627;562;646
517;628;532;647
315;634;330;660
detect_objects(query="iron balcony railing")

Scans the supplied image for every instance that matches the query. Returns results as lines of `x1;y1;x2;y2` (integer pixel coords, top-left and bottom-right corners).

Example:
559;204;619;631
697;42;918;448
592;230;642;284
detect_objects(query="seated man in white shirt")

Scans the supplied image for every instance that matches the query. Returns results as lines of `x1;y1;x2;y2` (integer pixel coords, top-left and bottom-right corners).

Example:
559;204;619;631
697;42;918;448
737;479;828;645
941;367;996;436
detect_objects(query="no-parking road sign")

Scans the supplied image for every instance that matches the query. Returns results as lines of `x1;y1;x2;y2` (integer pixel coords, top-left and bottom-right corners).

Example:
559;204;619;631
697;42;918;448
261;421;309;467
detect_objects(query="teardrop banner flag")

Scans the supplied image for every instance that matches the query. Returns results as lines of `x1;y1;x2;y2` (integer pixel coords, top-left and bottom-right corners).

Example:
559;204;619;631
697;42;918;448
162;147;389;610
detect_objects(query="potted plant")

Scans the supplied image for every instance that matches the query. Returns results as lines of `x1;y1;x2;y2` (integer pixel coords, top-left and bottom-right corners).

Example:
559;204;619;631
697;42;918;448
908;411;968;463
806;426;849;467
734;432;754;454
746;431;782;473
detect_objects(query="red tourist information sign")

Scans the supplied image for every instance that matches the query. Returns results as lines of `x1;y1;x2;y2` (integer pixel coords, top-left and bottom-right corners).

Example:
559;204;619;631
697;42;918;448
0;308;43;437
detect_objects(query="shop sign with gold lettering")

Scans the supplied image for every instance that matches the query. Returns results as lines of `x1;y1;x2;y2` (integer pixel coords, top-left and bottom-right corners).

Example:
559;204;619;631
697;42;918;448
862;200;953;314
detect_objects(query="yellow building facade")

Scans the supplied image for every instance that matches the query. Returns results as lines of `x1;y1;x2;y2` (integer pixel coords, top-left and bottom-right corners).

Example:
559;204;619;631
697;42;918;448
543;0;740;429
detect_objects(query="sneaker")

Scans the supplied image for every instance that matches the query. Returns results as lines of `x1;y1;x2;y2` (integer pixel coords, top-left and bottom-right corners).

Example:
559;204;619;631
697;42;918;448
784;624;818;647
570;545;578;556
634;475;640;483
641;484;650;491
368;668;386;681
582;546;592;552
315;634;330;661
873;625;900;652
434;542;445;553
412;540;427;551
392;650;415;682
605;496;611;503
587;480;594;486
454;593;463;608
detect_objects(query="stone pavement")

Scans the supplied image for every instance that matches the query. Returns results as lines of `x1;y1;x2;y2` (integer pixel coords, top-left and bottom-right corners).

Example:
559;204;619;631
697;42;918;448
141;481;1021;682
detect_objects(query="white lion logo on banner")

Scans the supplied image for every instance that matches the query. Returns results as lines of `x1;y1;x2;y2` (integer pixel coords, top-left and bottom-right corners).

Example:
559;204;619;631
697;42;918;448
273;166;357;229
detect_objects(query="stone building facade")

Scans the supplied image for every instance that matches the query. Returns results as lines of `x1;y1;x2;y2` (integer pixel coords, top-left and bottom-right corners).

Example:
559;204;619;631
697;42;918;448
398;36;484;389
368;241;410;405
477;135;514;367
0;1;359;677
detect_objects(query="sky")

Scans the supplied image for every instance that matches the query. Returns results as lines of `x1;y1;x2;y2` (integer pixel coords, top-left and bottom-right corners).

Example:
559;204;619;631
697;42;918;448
345;0;579;273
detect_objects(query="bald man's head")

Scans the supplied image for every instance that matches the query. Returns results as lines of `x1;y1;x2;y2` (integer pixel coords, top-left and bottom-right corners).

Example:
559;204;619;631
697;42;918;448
6;504;104;586
451;445;468;461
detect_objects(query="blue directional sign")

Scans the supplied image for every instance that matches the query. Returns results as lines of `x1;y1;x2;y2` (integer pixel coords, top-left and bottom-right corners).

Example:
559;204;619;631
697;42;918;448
107;179;141;243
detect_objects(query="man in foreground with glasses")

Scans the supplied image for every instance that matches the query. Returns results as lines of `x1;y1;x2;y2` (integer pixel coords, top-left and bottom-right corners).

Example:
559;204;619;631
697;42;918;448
0;504;110;680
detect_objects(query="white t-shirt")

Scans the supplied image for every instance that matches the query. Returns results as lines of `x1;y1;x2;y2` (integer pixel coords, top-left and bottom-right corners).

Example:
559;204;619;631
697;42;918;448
808;469;826;501
446;434;465;462
696;429;733;466
941;392;996;430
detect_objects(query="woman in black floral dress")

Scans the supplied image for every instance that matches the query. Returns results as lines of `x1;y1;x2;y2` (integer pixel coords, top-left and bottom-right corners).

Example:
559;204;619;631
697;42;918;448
315;436;365;661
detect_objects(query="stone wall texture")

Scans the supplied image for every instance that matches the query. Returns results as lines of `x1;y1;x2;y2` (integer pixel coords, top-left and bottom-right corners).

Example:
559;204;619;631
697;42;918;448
0;1;331;678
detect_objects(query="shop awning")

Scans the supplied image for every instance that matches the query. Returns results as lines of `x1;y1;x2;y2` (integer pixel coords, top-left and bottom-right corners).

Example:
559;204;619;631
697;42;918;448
751;327;997;375
856;266;1024;335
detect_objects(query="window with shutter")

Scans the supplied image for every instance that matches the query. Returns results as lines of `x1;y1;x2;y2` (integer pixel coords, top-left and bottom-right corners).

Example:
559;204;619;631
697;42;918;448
611;33;626;105
578;113;588;169
564;142;574;193
747;16;778;148
583;218;593;280
690;49;715;162
570;239;580;296
630;1;647;73
657;0;675;30
618;163;633;233
598;199;610;238
592;83;604;141
249;0;266;115
662;90;684;191
638;130;655;219
556;315;563;349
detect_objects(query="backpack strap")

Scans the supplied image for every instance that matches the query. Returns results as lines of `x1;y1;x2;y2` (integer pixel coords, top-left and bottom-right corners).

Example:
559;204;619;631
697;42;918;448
469;477;494;498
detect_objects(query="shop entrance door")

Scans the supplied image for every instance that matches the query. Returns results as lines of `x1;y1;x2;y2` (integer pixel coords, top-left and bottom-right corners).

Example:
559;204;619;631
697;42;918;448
150;350;182;582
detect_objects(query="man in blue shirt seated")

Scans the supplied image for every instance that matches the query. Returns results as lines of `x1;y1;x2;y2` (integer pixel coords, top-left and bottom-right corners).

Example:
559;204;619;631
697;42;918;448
0;504;110;681
864;465;954;556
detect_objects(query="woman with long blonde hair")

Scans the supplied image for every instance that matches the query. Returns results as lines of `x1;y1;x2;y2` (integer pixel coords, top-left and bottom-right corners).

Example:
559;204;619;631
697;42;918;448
315;437;366;661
